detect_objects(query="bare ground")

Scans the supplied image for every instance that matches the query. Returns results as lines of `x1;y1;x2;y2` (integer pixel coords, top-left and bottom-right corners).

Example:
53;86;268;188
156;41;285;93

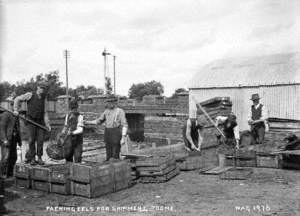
4;142;300;216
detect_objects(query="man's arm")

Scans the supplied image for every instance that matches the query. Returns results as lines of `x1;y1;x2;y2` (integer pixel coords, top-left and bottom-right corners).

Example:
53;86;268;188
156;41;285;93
233;125;240;149
13;92;32;114
71;115;84;135
85;112;106;125
119;109;128;136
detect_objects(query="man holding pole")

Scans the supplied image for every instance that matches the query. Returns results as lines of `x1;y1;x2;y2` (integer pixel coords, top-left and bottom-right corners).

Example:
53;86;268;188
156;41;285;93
13;82;51;165
85;95;128;161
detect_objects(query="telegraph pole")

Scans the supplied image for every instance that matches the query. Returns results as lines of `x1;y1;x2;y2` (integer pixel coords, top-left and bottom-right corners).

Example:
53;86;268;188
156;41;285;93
113;55;116;95
102;48;111;95
64;50;70;110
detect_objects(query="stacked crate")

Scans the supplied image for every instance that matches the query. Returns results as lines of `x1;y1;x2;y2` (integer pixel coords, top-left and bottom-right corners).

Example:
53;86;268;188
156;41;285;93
136;155;179;183
226;150;257;167
31;165;52;192
177;153;204;171
49;164;71;195
14;163;32;188
70;161;131;198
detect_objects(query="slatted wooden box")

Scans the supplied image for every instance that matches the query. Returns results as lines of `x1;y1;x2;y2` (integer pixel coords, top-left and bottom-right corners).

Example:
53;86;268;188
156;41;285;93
256;152;282;168
70;161;131;198
31;179;50;192
49;164;71;195
177;156;204;171
14;163;32;189
31;165;53;181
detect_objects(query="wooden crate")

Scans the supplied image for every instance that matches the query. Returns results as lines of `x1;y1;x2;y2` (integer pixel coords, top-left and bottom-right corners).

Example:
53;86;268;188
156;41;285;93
226;156;257;167
14;163;32;179
15;177;31;188
139;167;180;183
177;156;204;171
256;153;281;168
49;164;71;184
31;165;53;181
70;162;113;183
71;180;114;198
50;182;71;195
70;161;131;197
135;155;175;168
31;179;50;192
220;167;253;180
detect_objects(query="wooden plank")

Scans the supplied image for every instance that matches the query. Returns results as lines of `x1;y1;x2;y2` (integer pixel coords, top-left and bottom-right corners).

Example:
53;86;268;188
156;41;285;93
220;167;253;180
139;164;176;176
31;179;50;192
135;155;175;167
200;166;231;175
50;182;71;195
256;153;281;168
139;167;179;183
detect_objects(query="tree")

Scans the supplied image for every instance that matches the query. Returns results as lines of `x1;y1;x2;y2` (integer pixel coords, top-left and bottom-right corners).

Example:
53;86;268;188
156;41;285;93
128;80;164;101
0;81;13;101
171;88;188;98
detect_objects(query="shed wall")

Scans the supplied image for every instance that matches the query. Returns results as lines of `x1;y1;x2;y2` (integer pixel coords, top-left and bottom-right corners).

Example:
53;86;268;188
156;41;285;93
189;85;300;130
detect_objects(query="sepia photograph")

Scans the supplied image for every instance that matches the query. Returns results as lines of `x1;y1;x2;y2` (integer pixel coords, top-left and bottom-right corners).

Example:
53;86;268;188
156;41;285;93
0;0;300;215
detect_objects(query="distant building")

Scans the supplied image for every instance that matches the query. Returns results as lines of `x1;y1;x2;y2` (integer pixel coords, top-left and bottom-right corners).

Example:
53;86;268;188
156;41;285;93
188;53;300;130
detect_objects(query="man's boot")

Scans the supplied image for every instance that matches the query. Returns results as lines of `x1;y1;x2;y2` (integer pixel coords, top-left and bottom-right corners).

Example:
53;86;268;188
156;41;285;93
37;157;45;165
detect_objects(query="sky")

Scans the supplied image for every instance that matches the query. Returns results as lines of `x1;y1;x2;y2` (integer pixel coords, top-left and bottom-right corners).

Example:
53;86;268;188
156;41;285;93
1;0;300;96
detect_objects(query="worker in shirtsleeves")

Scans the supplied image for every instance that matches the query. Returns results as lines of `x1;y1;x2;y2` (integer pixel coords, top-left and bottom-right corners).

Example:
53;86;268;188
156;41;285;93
13;82;51;165
215;112;240;168
86;95;128;161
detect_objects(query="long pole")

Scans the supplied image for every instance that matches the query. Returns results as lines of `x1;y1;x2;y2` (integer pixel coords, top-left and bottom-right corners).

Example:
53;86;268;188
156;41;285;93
0;107;50;132
64;50;70;110
191;96;225;138
113;55;116;95
102;48;111;95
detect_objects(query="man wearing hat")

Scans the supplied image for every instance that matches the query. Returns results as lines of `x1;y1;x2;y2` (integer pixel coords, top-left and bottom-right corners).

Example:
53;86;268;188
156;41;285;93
0;96;22;177
247;93;268;144
86;95;128;161
13;82;51;165
215;112;240;167
61;99;84;163
182;109;203;152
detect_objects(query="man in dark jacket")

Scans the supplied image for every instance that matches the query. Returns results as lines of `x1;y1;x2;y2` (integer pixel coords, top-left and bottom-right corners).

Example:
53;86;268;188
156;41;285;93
0;98;22;177
13;82;51;165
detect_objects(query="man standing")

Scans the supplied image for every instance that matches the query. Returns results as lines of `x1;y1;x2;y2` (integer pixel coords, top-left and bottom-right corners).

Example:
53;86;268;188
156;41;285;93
13;83;51;165
61;99;84;163
182;111;203;152
0;97;22;177
86;96;128;161
215;112;240;167
247;93;268;144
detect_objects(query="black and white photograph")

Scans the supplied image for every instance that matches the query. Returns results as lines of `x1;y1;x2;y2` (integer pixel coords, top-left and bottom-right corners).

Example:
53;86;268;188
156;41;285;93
0;0;300;215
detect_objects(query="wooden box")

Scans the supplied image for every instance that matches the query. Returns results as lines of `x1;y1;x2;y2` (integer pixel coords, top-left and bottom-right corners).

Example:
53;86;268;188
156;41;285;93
15;177;31;188
226;156;257;167
31;179;50;192
256;153;281;168
177;156;204;171
49;164;71;184
139;167;180;183
70;162;113;183
71;180;114;198
31;165;53;181
14;163;32;179
50;182;71;195
113;161;132;191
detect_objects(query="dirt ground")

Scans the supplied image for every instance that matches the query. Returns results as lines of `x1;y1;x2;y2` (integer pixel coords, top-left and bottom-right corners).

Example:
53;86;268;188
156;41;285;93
4;142;300;216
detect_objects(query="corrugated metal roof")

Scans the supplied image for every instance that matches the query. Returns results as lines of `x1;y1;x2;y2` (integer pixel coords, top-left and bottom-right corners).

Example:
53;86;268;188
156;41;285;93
189;52;300;88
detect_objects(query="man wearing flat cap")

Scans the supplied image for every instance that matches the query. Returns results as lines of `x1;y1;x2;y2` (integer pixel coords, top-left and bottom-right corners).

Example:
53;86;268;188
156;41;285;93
13;82;51;165
247;93;268;144
61;99;84;163
86;95;128;161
